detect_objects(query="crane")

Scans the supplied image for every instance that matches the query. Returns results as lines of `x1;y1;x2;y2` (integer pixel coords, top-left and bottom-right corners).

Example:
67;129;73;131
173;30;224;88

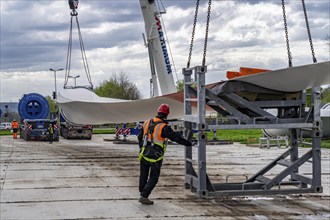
140;0;177;97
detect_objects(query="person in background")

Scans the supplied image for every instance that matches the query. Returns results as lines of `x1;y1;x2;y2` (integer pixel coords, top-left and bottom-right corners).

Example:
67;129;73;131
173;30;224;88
137;103;192;205
11;119;19;139
47;123;54;144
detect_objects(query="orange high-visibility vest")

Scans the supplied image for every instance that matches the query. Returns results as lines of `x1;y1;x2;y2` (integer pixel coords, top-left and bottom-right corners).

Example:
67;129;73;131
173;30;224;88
142;118;167;148
139;118;167;163
11;121;19;129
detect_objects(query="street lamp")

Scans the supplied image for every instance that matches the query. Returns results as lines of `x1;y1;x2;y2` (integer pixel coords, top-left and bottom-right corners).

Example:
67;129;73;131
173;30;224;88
68;75;80;87
49;68;64;99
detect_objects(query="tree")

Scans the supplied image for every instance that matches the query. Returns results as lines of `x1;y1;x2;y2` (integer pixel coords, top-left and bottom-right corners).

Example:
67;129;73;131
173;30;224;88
305;87;330;107
45;96;56;112
95;72;141;100
176;80;184;92
176;79;196;93
321;87;330;104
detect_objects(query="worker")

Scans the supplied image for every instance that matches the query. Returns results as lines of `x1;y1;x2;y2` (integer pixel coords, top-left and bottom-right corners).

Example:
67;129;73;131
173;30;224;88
138;103;192;205
47;123;54;144
11;119;19;139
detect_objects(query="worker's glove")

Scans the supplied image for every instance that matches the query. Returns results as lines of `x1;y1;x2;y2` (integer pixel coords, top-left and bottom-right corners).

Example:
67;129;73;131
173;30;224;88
185;141;193;147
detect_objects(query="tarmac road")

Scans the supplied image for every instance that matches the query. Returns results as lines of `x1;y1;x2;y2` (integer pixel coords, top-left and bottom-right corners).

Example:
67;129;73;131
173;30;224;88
0;135;329;219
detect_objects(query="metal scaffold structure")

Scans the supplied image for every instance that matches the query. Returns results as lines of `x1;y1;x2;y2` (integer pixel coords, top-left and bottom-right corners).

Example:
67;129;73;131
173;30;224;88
183;66;323;197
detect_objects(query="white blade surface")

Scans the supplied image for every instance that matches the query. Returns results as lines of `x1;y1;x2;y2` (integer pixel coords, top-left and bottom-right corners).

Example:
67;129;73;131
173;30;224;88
57;88;191;125
233;61;330;92
57;62;330;125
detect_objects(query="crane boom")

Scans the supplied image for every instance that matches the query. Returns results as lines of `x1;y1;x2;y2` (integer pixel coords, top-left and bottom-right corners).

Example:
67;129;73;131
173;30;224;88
140;0;177;96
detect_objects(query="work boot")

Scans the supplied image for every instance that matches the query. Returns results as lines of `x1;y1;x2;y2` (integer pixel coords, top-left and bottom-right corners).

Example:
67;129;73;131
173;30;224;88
139;196;154;205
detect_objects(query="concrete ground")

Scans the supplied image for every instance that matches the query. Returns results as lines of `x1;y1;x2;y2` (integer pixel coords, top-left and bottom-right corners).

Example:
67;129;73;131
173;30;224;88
0;134;329;220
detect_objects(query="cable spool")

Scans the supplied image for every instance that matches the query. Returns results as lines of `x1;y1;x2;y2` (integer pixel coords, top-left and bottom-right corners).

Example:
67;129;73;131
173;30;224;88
18;93;49;120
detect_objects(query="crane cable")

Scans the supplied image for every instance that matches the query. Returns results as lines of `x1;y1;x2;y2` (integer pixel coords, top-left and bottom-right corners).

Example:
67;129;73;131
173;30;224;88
301;0;317;63
187;0;212;71
281;0;293;68
64;13;74;87
202;0;212;72
187;0;200;69
282;0;317;67
64;8;93;89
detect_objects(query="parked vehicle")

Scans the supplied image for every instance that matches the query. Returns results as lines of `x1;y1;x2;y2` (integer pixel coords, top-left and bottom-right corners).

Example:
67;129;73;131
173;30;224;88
0;122;12;130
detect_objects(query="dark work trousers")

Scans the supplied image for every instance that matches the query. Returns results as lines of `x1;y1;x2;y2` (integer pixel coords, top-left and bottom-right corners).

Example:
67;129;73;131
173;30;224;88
48;133;53;144
139;158;162;198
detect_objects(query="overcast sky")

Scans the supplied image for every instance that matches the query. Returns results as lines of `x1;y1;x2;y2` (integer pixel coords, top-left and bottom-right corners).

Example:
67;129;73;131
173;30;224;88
1;0;329;102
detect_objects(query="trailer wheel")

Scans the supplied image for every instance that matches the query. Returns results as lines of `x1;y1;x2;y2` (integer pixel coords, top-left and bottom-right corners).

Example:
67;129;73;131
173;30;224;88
62;127;68;139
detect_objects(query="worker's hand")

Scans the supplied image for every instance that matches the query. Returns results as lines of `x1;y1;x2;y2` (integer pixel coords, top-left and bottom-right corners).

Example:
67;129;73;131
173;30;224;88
185;141;193;147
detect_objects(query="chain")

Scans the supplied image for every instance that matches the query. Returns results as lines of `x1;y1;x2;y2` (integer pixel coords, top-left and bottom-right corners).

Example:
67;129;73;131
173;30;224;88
187;0;199;68
281;0;292;67
301;0;317;63
202;0;212;71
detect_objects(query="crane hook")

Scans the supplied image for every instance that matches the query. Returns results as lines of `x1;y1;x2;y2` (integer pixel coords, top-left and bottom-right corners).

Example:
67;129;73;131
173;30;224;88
69;0;79;16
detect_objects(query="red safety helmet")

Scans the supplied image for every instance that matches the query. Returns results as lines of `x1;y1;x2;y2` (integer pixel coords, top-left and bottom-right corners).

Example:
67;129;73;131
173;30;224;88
158;103;170;115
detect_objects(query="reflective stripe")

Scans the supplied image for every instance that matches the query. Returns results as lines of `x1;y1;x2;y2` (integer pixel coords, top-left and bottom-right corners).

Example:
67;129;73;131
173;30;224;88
138;147;145;161
153;123;166;148
142;150;164;162
142;120;151;136
138;145;164;163
143;118;167;148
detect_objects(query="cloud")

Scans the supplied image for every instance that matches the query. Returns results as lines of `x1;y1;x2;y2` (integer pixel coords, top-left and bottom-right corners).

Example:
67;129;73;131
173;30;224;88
1;0;329;102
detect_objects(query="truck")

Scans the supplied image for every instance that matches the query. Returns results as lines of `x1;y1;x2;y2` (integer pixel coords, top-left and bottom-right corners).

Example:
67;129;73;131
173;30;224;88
60;123;93;140
18;93;59;141
20;119;59;141
59;113;93;139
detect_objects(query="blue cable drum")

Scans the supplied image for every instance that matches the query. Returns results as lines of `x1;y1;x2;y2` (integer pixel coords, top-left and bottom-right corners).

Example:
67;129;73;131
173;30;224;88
18;93;49;120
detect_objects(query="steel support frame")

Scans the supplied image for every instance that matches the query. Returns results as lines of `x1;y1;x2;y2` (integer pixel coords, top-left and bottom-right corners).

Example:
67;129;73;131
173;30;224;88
183;66;323;197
